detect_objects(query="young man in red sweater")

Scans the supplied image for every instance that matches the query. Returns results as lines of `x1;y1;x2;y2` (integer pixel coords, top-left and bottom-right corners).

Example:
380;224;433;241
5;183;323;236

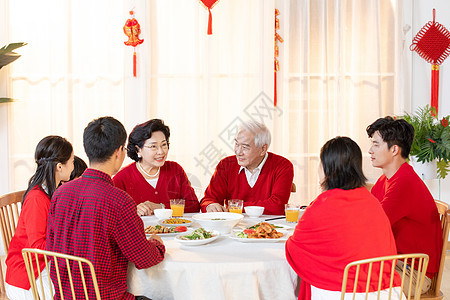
200;120;294;215
367;116;442;295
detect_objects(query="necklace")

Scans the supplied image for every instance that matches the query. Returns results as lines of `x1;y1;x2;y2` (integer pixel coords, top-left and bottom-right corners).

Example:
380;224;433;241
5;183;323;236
137;161;160;178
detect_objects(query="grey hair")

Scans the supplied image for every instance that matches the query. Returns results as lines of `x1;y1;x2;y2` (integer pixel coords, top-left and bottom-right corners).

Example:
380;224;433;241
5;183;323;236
237;120;271;148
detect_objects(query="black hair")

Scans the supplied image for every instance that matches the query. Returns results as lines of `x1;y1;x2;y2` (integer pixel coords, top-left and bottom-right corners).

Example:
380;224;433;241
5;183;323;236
320;136;367;191
127;119;170;162
23;136;73;203
366;117;414;158
83;116;127;163
69;156;87;180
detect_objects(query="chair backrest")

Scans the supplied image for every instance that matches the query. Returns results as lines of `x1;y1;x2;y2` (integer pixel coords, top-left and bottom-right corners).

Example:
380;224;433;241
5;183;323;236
0;190;25;295
341;253;429;300
423;200;450;298
22;248;101;300
291;182;296;193
0;190;25;254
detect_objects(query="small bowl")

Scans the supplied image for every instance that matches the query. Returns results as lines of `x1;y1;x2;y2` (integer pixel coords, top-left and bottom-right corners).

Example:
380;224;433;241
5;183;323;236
192;212;244;234
153;208;173;220
244;206;265;218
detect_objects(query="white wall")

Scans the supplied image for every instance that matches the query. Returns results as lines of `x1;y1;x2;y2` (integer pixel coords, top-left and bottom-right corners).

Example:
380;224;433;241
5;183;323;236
411;1;450;207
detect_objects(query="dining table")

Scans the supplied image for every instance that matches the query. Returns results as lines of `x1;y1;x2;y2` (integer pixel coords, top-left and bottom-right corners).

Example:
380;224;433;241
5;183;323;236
127;213;299;300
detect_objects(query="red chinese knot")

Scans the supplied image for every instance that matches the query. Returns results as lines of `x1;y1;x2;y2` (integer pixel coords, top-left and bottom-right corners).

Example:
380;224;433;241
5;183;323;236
410;9;450;115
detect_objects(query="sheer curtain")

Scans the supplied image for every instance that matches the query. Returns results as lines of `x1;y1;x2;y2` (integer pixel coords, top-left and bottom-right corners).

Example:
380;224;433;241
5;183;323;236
3;0;407;207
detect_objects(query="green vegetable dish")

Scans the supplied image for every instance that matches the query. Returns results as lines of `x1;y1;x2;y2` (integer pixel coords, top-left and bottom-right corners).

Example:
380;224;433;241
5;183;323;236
180;228;214;240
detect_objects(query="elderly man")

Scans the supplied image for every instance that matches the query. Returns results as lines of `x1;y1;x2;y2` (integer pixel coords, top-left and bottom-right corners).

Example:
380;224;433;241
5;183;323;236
200;121;294;215
367;116;442;295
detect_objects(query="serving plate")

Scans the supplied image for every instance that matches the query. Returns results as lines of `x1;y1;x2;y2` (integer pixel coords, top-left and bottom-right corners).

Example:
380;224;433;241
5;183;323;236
145;232;181;238
230;231;289;243
158;218;193;227
175;230;220;246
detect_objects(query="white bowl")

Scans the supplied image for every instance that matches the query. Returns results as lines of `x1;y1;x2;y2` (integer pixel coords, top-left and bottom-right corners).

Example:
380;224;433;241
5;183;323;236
153;208;173;220
192;212;244;234
244;206;265;218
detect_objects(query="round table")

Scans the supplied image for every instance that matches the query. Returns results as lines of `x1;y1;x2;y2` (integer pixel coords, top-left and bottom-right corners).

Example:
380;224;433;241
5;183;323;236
127;213;299;300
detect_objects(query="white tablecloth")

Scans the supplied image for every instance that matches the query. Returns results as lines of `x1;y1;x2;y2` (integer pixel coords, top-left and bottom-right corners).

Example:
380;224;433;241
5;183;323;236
127;214;299;300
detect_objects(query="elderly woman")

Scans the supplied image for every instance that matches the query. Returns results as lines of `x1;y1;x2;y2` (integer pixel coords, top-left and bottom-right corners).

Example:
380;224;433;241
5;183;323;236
113;119;200;215
285;136;401;300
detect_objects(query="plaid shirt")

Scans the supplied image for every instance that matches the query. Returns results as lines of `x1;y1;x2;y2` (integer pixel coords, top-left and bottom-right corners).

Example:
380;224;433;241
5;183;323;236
46;168;165;299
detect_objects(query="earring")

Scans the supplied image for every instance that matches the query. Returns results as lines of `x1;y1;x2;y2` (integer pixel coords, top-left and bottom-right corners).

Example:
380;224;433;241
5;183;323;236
138;154;142;159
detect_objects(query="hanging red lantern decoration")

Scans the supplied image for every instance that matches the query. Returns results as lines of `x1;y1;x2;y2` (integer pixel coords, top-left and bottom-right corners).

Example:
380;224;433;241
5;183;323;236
274;9;283;107
199;0;220;35
124;10;144;77
410;9;450;116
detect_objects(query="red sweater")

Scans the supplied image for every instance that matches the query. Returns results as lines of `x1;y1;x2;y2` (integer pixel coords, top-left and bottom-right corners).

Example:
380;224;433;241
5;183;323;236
6;186;49;289
371;162;442;277
200;152;294;215
286;187;400;299
113;161;200;213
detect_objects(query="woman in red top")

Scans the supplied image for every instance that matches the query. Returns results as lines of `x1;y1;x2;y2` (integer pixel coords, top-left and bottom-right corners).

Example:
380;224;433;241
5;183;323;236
5;136;74;300
285;137;400;300
113;119;200;215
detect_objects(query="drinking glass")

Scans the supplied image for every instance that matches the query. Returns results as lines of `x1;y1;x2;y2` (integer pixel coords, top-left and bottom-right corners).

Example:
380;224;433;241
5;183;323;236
170;199;185;217
285;204;300;223
227;199;243;214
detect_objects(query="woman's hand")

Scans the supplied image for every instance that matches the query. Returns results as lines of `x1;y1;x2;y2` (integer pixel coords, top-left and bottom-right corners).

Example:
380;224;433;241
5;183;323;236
136;201;163;216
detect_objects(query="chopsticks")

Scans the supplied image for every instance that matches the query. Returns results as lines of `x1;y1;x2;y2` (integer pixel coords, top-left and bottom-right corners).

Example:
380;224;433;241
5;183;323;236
264;216;285;221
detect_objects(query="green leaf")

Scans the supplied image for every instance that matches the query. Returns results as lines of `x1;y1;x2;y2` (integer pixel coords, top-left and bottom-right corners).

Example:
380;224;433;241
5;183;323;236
0;42;27;55
0;98;16;103
437;159;449;179
0;42;27;69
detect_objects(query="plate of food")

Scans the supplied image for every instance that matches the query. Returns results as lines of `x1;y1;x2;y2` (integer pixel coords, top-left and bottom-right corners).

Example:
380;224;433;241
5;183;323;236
158;218;193;227
231;222;288;243
245;222;292;231
144;225;188;237
175;228;220;246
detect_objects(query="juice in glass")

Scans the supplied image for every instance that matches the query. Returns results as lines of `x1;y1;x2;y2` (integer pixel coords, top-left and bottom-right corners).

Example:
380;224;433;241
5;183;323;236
285;204;300;223
170;199;185;217
227;199;243;214
228;207;243;214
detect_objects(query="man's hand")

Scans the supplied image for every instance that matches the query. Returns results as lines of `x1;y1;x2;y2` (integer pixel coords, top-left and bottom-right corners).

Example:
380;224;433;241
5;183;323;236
137;201;163;216
206;203;227;212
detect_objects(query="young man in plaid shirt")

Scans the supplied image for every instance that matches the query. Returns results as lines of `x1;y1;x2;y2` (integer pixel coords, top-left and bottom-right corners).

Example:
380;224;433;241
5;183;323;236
46;116;165;300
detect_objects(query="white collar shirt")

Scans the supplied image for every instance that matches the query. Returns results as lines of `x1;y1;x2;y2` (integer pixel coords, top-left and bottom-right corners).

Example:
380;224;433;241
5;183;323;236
239;153;268;188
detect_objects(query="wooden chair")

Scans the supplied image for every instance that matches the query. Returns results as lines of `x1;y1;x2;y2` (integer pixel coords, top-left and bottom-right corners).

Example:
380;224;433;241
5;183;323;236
0;190;25;254
291;182;296;193
341;253;429;300
22;248;101;300
419;200;450;300
0;190;25;297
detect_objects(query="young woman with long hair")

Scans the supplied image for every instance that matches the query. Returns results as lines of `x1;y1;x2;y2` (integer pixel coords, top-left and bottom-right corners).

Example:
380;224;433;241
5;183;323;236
5;135;74;300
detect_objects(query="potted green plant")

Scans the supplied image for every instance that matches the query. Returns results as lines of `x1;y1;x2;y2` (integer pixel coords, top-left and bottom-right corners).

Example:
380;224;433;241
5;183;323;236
400;105;450;179
0;42;26;103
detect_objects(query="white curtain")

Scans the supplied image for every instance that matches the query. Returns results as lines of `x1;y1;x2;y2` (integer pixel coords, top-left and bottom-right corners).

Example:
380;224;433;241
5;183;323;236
3;0;408;207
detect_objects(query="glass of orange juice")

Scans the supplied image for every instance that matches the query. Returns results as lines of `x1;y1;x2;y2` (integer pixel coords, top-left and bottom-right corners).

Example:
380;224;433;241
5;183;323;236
227;199;243;214
170;199;185;217
285;204;300;223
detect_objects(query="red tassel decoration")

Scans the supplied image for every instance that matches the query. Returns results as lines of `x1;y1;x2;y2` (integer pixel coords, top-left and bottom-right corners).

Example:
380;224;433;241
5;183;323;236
431;65;439;115
133;51;137;77
124;10;144;77
200;0;219;35
207;8;213;35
